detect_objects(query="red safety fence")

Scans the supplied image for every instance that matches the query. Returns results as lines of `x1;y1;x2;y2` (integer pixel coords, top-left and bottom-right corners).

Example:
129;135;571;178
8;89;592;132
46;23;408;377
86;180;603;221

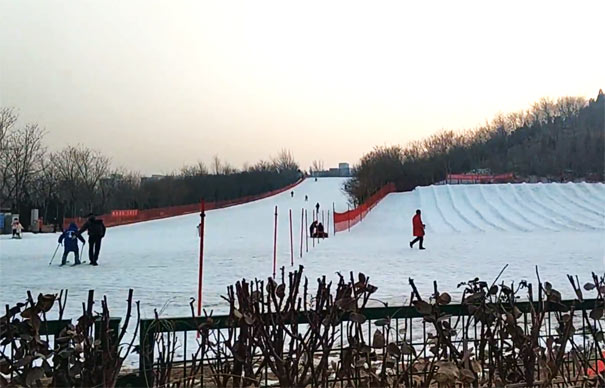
333;183;396;233
64;178;304;229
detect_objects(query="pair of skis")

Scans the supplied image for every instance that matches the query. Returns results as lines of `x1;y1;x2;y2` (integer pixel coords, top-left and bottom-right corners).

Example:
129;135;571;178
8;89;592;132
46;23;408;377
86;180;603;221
48;243;87;266
59;261;88;267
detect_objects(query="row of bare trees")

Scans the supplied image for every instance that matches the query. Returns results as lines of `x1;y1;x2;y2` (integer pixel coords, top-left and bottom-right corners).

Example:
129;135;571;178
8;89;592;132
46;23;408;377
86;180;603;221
346;91;605;204
0;108;113;226
0;108;301;229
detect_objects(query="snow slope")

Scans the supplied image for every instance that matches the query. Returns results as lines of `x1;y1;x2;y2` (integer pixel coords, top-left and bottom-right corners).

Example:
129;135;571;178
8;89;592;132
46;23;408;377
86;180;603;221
300;182;604;305
0;178;349;318
1;180;604;321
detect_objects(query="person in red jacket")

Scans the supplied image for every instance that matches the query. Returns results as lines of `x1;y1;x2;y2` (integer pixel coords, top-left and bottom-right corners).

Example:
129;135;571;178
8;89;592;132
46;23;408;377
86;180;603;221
410;209;426;250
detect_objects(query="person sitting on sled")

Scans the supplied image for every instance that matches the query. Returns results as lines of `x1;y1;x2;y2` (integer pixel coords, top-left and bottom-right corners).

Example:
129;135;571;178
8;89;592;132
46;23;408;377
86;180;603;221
316;222;327;238
58;222;85;266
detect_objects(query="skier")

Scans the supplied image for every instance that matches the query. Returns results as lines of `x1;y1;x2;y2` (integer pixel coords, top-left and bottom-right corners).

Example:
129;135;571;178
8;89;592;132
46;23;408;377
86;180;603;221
305;195;308;202
409;209;425;250
58;222;85;266
315;202;320;215
11;219;23;239
291;191;294;198
78;213;106;266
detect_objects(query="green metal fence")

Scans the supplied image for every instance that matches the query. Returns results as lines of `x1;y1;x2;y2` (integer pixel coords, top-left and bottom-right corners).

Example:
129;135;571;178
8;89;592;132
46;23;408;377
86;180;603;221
137;298;603;387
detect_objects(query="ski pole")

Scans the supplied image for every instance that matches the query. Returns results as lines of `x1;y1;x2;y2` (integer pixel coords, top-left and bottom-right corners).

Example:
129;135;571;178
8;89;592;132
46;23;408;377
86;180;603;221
48;243;61;266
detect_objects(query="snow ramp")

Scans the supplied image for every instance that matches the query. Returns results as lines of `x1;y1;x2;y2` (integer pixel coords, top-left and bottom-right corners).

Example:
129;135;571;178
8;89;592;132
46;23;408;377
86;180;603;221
298;182;604;305
349;183;605;235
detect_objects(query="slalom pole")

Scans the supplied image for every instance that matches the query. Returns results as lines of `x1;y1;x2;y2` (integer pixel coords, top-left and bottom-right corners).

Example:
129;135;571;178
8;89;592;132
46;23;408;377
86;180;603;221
48;243;61;266
299;208;304;258
332;202;335;236
305;209;308;253
318;210;324;243
289;209;293;266
273;206;278;278
197;200;206;316
312;209;315;248
327;210;330;235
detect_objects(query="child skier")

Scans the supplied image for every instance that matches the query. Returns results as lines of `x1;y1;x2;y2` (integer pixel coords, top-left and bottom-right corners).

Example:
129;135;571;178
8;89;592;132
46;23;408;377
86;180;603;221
58;222;86;266
11;219;23;239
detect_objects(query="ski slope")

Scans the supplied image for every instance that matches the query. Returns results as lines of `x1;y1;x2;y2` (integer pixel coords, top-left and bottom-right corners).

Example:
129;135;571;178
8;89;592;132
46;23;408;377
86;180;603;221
0;178;350;319
306;182;604;305
1;180;604;321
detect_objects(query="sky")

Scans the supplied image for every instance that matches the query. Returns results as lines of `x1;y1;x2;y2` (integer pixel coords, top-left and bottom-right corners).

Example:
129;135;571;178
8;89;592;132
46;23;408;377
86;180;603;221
1;1;604;175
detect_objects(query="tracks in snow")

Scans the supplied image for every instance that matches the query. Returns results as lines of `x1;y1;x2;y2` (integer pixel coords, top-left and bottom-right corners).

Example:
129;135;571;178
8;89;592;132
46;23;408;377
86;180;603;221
406;182;603;234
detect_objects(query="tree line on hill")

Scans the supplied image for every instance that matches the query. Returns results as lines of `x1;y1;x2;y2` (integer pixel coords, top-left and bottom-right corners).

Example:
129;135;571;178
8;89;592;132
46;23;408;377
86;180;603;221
0;109;300;229
345;90;605;205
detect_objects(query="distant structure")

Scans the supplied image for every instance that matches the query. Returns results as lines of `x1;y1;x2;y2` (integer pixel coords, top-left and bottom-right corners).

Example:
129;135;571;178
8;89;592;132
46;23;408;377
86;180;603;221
338;163;351;176
141;174;165;184
312;162;352;178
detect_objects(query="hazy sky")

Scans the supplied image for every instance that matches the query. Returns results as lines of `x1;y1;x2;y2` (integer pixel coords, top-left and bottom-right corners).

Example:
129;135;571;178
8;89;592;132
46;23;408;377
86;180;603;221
1;1;604;175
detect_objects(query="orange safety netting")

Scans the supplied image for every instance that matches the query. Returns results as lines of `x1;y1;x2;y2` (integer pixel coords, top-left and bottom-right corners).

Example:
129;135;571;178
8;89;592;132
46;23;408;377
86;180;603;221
64;178;304;229
333;183;395;233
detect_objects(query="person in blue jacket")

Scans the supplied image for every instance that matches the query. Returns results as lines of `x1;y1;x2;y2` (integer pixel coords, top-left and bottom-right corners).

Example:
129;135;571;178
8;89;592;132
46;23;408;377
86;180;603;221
58;222;85;266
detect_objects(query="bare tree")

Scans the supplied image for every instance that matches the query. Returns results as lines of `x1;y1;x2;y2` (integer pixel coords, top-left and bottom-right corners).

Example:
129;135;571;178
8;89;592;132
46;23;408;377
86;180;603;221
272;149;298;172
31;157;60;223
220;161;237;175
2;123;47;211
0;108;19;203
309;159;324;175
53;145;110;216
555;96;587;120
211;155;222;175
180;161;209;176
0;107;18;152
531;97;556;125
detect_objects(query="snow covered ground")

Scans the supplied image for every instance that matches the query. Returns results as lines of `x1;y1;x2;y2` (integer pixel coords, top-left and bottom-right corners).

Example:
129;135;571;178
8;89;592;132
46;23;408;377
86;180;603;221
1;179;604;321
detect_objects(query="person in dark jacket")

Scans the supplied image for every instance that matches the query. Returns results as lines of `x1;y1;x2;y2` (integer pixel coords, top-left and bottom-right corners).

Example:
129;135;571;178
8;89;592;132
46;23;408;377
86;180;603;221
58;222;85;266
316;222;327;238
409;209;425;250
309;220;318;237
78;214;106;266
